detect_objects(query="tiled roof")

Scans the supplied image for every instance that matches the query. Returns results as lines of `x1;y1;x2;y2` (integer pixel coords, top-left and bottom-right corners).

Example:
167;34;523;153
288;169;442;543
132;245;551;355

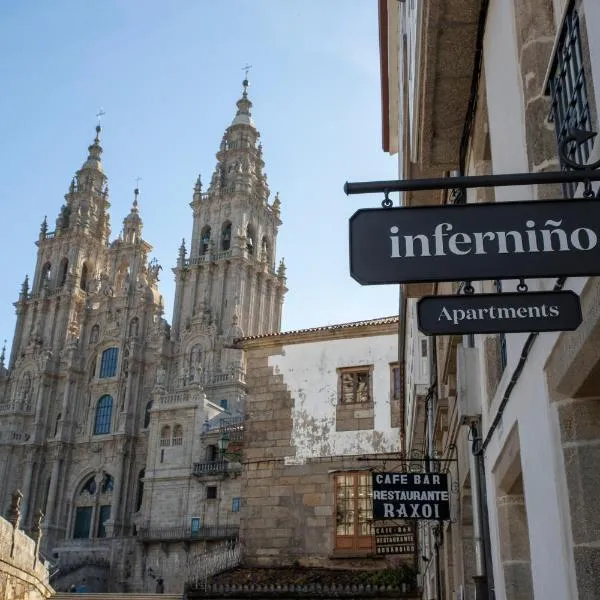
238;315;399;342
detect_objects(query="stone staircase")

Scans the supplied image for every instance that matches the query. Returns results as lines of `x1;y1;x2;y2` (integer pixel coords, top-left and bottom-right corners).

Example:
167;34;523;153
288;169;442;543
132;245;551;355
52;594;181;600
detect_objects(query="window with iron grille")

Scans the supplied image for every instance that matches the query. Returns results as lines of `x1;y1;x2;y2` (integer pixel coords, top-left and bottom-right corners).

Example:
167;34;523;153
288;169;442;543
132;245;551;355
99;347;119;378
546;3;594;197
206;485;217;500
94;395;113;435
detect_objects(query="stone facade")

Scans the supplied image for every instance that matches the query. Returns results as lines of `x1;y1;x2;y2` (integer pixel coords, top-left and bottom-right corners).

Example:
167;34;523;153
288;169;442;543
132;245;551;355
238;319;405;568
0;79;285;595
0;504;53;600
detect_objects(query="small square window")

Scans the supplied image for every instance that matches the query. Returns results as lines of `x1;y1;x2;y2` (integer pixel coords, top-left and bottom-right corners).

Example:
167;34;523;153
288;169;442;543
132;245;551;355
206;486;217;500
232;497;241;512
338;367;372;404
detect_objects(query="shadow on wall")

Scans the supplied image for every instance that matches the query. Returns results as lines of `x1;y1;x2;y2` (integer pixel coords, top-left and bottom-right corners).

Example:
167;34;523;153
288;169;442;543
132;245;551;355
51;564;109;593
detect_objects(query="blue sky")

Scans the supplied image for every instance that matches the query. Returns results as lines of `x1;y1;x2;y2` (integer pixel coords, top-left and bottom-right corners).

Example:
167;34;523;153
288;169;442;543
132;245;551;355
0;0;400;352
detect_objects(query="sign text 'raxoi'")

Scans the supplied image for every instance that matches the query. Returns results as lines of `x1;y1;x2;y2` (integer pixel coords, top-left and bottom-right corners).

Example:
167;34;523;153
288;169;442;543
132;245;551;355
372;472;450;521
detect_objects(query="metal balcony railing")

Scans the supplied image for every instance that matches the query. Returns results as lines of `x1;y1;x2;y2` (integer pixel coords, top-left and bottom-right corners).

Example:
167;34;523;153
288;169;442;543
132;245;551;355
192;461;231;476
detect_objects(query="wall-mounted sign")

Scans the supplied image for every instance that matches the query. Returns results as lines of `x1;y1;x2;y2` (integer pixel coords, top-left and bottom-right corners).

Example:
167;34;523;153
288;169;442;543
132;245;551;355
417;291;582;335
372;472;450;521
374;522;416;556
349;199;600;285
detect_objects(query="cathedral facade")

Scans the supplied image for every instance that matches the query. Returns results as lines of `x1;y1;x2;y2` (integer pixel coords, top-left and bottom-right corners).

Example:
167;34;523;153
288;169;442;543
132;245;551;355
0;79;286;592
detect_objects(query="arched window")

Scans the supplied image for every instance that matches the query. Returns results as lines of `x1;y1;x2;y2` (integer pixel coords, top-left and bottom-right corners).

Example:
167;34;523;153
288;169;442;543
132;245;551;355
221;222;232;251
99;347;119;378
58;258;69;287
135;469;145;512
40;262;51;291
73;473;113;539
19;372;32;402
93;395;113;435
172;424;183;446
160;425;171;446
129;317;139;338
80;263;89;291
144;401;153;428
246;225;255;255
200;226;211;255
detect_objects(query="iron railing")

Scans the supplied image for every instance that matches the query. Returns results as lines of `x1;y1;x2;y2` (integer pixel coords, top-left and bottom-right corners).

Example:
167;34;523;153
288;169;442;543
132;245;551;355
138;524;238;542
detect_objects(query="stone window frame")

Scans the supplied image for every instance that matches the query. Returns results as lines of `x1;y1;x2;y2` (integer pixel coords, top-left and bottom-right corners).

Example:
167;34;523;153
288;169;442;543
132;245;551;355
71;472;114;540
99;347;119;379
206;485;218;500
333;471;374;555
389;362;403;428
337;365;373;405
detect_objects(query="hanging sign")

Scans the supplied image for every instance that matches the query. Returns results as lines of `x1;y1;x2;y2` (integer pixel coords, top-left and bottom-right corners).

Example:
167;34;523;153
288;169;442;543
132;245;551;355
349;199;600;285
372;472;450;521
374;522;417;556
417;291;582;335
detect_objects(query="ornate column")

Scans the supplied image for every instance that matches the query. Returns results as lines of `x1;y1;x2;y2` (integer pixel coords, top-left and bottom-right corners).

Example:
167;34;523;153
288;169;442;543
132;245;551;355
106;437;129;535
20;446;38;528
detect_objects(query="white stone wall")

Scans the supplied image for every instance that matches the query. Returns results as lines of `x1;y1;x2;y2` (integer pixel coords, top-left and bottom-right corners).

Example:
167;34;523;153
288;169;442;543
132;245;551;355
268;332;400;459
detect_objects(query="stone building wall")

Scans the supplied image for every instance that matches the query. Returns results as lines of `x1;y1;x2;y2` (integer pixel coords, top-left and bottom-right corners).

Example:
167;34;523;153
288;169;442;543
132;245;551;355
0;514;53;600
239;319;402;568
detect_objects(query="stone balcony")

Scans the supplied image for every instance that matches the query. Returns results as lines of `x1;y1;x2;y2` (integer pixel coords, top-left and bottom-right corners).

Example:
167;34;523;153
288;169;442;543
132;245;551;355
137;524;239;543
192;461;234;477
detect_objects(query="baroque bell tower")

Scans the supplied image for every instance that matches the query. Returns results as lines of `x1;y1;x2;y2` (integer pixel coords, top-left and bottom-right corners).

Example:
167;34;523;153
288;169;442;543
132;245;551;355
171;77;287;385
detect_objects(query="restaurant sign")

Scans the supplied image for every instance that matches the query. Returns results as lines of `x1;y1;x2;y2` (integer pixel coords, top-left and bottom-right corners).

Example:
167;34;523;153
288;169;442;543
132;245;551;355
417;291;582;335
374;522;416;556
349;199;600;285
372;472;450;521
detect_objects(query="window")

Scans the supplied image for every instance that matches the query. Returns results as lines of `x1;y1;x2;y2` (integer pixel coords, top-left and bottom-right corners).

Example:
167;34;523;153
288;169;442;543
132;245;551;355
144;401;153;428
206;486;217;500
99;347;119;378
200;226;211;255
334;472;374;552
80;263;89;291
82;476;97;495
339;367;371;404
391;364;402;400
232;497;241;513
221;222;232;251
160;425;171;446
58;258;69;287
101;474;114;493
219;399;228;410
135;469;145;512
206;444;218;462
73;507;92;539
246;225;255;255
97;505;111;538
93;395;113;435
191;517;201;536
172;424;183;446
546;4;593;198
40;262;51;290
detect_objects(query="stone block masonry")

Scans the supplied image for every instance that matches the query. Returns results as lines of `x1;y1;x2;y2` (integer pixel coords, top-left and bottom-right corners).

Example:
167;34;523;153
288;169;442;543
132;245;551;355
0;514;53;600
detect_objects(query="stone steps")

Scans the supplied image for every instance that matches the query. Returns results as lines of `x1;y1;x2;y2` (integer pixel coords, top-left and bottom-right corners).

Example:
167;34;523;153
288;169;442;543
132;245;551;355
52;594;181;600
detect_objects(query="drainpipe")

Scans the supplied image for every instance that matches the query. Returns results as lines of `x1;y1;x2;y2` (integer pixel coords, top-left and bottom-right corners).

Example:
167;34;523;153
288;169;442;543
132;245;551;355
469;421;493;600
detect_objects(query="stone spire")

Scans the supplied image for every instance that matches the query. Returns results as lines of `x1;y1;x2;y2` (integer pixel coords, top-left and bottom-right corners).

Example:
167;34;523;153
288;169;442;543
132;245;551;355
80;125;104;174
230;78;255;128
122;187;143;243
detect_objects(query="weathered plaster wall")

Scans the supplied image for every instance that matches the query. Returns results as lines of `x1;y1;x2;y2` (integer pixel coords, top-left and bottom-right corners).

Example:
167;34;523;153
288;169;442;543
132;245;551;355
269;334;400;459
0;516;53;600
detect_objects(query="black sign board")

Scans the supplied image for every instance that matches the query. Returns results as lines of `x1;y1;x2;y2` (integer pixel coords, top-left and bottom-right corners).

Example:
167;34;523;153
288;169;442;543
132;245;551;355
417;291;582;335
374;522;416;556
372;472;450;521
349;199;600;285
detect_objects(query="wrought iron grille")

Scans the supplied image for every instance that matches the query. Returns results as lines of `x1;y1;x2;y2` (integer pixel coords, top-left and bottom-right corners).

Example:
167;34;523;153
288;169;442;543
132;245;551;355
547;3;594;197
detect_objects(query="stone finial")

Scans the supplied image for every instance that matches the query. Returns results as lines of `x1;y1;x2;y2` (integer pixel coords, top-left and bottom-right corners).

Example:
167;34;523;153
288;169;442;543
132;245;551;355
194;174;202;193
8;489;23;528
40;215;48;237
178;238;187;267
20;275;29;298
277;258;286;279
31;509;44;543
0;339;6;370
